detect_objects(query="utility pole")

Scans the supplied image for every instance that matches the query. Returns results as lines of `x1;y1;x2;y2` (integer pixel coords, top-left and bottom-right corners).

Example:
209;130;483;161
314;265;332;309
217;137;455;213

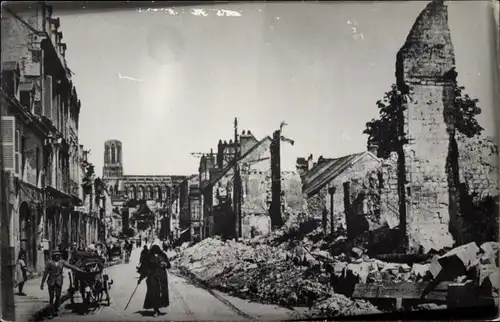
270;130;282;229
270;122;294;230
233;117;242;239
0;123;16;321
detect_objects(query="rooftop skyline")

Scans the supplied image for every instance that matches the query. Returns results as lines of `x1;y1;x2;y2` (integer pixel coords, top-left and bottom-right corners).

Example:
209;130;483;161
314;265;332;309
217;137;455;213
56;1;497;177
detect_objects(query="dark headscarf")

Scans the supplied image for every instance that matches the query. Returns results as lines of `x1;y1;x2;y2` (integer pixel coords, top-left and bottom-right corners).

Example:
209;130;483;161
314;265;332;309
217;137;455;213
150;244;162;255
18;249;26;260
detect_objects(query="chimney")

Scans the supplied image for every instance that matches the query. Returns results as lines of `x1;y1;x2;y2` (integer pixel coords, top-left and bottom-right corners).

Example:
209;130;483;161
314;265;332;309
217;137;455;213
307;154;314;170
367;143;379;156
296;157;309;179
240;130;258;155
206;153;215;170
217;140;224;168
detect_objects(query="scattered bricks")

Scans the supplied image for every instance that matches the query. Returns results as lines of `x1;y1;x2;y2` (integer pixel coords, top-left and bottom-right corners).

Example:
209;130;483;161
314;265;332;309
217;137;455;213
351;247;364;258
318;274;330;284
411;263;430;281
479;264;499;288
438;242;480;278
484;270;500;294
480;242;499;259
334;262;347;278
480;253;497;265
398;264;412;273
429;255;443;279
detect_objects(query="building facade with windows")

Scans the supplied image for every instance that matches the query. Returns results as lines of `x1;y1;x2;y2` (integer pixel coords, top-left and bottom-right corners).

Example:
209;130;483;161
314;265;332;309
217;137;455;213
1;3;90;273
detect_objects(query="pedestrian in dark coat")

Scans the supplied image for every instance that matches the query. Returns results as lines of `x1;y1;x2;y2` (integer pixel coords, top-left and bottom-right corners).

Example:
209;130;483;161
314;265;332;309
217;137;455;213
140;245;149;263
137;244;171;317
41;250;88;317
137;245;149;272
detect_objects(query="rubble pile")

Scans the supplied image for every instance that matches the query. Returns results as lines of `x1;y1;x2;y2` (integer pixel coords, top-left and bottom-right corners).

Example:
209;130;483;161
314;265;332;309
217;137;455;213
310;294;381;317
173;230;499;316
173;236;385;313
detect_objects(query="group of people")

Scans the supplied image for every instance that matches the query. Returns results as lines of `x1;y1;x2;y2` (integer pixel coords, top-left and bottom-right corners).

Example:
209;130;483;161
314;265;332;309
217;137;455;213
14;236;172;318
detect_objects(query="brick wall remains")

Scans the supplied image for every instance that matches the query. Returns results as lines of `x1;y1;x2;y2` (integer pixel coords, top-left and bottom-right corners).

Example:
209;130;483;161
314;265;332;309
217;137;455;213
396;0;456;252
379;153;401;229
305;153;381;235
457;133;499;198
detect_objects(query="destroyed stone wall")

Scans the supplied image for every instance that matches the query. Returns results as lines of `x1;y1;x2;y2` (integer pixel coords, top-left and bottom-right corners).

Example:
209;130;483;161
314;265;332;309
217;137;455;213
282;171;307;214
379;153;401;229
457;133;500;198
242;213;271;238
345;170;384;239
241;169;272;215
396;0;456;252
306;153;381;234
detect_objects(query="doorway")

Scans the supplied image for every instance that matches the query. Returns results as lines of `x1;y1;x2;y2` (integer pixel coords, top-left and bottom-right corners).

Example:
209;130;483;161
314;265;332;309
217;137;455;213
19;202;36;269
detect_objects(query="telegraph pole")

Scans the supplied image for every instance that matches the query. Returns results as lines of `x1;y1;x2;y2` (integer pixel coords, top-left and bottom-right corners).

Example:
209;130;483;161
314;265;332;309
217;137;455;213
0;121;16;321
233;117;242;239
270;122;294;230
270;130;282;229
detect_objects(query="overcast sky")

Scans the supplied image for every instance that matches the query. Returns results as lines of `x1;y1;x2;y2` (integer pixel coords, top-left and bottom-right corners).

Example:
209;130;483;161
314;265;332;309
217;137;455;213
56;1;496;177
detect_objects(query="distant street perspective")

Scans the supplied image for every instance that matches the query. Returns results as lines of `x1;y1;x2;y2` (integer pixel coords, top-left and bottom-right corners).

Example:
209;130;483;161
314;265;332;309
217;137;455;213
1;1;499;321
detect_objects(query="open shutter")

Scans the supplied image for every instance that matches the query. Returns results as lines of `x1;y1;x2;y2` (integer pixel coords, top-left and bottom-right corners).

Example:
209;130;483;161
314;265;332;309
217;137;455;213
15;129;20;175
43;75;53;120
1;116;16;172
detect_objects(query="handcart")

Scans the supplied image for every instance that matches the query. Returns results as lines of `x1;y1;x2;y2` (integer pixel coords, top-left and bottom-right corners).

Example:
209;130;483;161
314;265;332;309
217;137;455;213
68;251;113;307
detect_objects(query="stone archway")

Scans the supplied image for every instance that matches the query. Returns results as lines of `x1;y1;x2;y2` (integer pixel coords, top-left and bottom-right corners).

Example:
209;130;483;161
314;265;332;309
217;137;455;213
19;202;36;269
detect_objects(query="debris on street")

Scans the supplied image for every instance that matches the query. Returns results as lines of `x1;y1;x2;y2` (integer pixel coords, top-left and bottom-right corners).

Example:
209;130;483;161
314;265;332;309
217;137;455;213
173;222;500;317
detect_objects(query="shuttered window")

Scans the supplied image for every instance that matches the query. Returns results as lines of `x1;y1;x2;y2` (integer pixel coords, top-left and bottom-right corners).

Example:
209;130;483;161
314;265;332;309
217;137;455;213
1;117;17;173
15;129;21;174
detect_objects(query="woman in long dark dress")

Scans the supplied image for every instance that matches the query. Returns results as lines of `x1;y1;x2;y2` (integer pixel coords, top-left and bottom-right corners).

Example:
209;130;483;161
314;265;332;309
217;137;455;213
137;244;171;317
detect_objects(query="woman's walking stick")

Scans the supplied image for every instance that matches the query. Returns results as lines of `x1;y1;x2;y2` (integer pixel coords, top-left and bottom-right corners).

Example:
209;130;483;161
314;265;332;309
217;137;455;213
124;283;140;311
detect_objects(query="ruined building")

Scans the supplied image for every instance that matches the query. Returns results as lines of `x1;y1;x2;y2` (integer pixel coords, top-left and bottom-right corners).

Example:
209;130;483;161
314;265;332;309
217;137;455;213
395;0;459;252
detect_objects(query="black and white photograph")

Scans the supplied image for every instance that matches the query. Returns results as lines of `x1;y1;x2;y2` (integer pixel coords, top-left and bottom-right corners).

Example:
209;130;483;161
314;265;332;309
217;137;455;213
1;0;499;321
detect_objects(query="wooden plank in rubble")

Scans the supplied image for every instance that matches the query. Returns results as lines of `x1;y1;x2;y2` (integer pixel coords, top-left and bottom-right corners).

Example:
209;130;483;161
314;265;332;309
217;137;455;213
352;282;449;300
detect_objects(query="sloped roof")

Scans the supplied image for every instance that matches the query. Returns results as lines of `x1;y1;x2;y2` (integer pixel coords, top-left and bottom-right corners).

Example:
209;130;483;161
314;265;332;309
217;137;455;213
205;135;272;189
303;151;380;197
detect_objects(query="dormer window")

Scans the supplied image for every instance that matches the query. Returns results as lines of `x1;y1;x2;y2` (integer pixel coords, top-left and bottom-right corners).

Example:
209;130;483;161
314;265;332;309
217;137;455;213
2;61;20;98
19;82;34;111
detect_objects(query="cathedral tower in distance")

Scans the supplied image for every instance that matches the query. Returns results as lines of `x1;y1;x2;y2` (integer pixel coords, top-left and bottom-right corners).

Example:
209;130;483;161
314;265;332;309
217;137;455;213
103;140;123;179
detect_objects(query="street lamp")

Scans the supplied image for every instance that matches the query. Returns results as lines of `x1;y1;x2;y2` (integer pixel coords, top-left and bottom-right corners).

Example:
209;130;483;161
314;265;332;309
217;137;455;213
327;186;336;235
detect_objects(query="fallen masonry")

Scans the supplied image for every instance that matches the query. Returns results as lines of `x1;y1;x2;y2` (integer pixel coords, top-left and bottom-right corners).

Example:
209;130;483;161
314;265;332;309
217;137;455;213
171;234;500;317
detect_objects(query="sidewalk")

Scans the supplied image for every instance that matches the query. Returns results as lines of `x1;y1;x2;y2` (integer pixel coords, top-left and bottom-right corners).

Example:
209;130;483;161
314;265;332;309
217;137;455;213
15;269;72;322
15;258;123;322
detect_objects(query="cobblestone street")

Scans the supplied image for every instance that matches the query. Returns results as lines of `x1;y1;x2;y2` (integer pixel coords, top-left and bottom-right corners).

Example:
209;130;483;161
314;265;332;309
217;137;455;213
44;243;304;321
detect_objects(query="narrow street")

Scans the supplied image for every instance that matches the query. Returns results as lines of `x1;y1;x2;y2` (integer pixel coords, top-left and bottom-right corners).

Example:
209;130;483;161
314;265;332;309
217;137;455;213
48;243;302;321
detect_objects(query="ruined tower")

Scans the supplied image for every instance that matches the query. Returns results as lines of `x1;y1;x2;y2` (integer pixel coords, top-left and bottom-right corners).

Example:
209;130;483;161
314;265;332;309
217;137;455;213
102;140;124;195
395;0;457;252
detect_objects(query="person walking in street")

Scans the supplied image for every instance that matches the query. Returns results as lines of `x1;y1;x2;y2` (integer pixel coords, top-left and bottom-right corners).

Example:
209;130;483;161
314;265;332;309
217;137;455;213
162;239;169;253
124;240;132;263
15;249;31;296
137;245;171;317
137;245;149;272
40;250;88;317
